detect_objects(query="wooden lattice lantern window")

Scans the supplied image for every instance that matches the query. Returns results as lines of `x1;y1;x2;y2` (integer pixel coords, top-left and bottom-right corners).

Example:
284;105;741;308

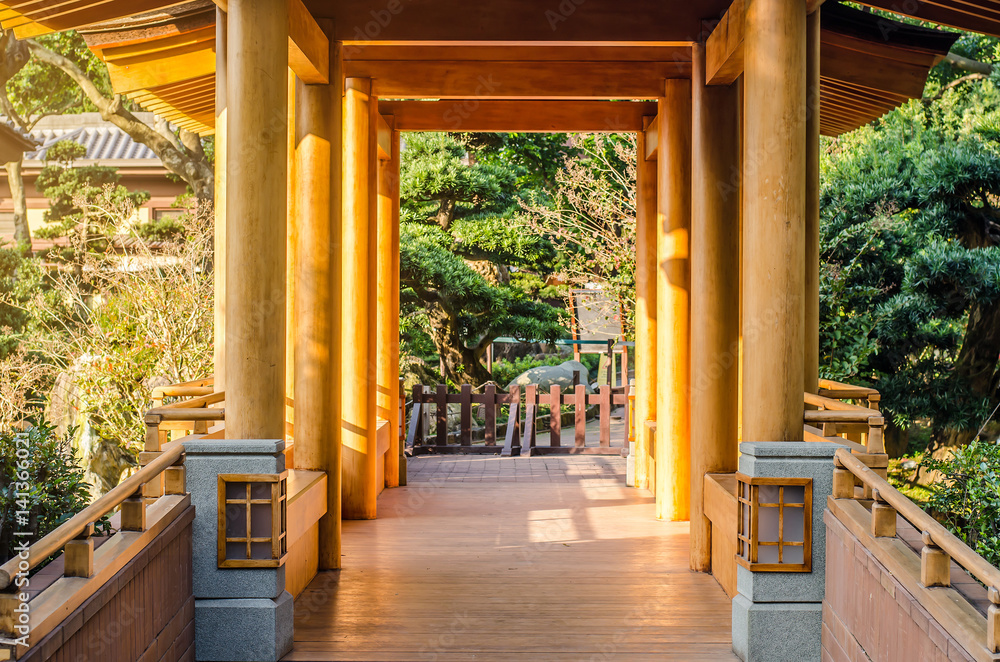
736;475;812;572
218;473;288;568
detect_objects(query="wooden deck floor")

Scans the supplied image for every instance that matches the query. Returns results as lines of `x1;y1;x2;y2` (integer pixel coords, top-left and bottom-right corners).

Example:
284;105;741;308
285;456;737;661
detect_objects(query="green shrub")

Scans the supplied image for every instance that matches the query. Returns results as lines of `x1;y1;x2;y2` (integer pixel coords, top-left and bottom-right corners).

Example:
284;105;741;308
0;422;108;564
924;440;1000;567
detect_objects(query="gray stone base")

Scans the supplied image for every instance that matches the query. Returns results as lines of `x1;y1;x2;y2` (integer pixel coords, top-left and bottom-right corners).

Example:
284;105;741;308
732;595;821;662
195;592;294;661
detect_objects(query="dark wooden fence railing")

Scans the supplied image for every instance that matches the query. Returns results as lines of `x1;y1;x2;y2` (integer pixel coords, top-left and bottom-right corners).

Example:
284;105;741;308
405;384;522;455
521;383;629;456
405;381;629;457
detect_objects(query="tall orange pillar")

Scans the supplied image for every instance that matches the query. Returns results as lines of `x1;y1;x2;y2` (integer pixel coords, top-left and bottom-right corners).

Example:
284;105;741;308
225;0;288;440
655;80;692;521
634;123;657;492
293;70;339;564
377;124;401;488
743;0;807;441
805;7;821;395
213;6;227;392
690;43;741;571
341;77;379;519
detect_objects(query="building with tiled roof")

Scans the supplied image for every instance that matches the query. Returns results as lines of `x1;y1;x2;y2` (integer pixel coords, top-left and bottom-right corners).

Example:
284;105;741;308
0;112;189;241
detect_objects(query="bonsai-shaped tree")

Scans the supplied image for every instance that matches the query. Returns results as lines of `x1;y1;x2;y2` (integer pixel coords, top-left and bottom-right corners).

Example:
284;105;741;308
400;133;564;386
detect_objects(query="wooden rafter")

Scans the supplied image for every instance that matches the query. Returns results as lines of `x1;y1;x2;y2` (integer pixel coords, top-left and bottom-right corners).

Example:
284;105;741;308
348;60;689;99
0;0;190;39
378;100;657;132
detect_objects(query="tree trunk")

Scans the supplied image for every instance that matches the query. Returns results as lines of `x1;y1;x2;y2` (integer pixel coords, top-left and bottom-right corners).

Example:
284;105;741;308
427;303;492;386
5;158;30;250
884;419;910;458
927;296;1000;460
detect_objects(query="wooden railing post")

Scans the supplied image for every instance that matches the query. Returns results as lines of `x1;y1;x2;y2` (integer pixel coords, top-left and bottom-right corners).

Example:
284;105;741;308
525;384;537;454
63;523;95;578
870;489;896;538
866;415;885;454
920;531;951;588
832;454;854;499
436;384;448;447
574;383;587;448
484;383;497;447
599;385;611;447
549;384;562;447
460;384;472;447
121;489;146;532
989;587;1000;653
164;458;186;496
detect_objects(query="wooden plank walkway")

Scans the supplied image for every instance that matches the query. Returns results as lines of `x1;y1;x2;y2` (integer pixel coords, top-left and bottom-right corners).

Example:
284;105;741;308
286;456;737;661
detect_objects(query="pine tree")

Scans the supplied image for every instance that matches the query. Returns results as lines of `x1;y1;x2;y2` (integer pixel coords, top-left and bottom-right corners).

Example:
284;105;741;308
400;133;564;386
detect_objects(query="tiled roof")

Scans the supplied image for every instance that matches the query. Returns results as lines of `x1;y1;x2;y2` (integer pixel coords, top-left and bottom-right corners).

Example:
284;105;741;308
22;113;161;163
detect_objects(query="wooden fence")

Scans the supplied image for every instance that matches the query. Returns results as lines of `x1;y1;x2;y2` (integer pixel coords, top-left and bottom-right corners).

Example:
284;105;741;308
521;383;629;456
0;442;192;661
829;448;1000;660
405;381;629;457
404;384;522;456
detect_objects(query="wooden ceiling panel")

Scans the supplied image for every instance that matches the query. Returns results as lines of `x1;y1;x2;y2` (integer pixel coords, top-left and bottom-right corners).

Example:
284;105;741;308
379;100;658;132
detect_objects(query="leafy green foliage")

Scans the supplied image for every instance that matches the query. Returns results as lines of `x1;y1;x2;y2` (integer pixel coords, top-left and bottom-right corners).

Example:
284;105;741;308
4;31;114;124
819;75;1000;439
924;440;1000;567
399;133;565;385
523;134;636;338
0;422;108;564
34;139;150;247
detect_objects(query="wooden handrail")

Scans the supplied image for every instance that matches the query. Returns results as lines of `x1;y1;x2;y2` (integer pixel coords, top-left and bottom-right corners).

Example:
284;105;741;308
0;443;184;590
154;390;225;411
804;391;874;413
146;407;225;422
835;448;1000;593
818;377;879;399
804;410;882;424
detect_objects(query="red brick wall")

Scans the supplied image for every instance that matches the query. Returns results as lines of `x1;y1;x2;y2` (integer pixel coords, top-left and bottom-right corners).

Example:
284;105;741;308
823;510;973;662
22;506;195;662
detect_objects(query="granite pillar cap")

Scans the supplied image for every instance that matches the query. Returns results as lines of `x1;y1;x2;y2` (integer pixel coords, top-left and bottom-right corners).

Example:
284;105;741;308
739;441;842;458
183;439;285;455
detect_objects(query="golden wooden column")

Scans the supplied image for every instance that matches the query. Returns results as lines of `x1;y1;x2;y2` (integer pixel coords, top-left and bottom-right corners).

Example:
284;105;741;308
634;123;657;492
224;0;288;440
293;74;337;562
805;7;821;395
743;0;807;441
323;42;344;568
213;6;227;392
341;77;379;519
690;43;741;571
286;71;297;420
655;79;692;521
377;125;401;488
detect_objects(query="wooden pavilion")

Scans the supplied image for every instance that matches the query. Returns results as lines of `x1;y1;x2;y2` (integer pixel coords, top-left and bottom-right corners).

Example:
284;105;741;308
4;0;1000;660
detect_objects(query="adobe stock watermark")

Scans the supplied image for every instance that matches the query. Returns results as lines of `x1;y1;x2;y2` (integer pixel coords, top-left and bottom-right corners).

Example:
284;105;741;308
441;76;502;129
545;0;587;31
6;433;34;651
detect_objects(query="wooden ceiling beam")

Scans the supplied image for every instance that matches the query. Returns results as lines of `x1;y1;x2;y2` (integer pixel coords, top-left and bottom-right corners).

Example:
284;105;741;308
287;0;328;83
378;100;657;132
705;0;744;85
854;0;1000;38
349;61;687;99
343;44;692;63
643;114;658;160
213;0;328;82
306;0;733;42
105;41;215;93
0;1;190;39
